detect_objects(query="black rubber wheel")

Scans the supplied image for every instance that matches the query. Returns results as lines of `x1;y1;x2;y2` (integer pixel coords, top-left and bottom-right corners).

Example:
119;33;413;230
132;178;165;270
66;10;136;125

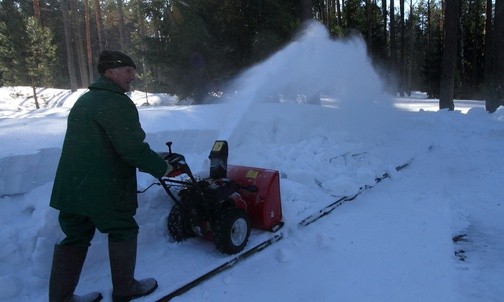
213;207;250;254
167;205;194;241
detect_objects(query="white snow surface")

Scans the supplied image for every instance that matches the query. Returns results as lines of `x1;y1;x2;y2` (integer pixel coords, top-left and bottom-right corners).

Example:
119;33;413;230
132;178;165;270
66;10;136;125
0;22;503;302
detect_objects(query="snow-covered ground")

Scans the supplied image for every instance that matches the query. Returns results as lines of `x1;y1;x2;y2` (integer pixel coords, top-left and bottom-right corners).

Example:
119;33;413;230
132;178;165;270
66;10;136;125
1;22;502;302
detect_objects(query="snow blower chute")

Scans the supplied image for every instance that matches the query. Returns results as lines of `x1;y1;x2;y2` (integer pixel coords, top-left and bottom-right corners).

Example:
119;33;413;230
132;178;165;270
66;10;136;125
156;140;283;255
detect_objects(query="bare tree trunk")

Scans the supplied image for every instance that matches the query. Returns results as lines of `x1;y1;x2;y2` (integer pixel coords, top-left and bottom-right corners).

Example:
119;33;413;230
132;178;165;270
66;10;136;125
117;0;125;51
485;0;504;112
93;0;105;50
439;0;460;111
382;0;387;47
493;0;504;98
425;0;434;96
33;0;40;20
390;0;397;94
61;0;78;91
407;0;414;96
328;0;334;29
336;0;342;26
84;0;94;83
427;0;432;45
329;0;334;28
301;0;312;23
32;85;40;109
324;0;331;30
136;0;150;100
32;0;41;108
70;0;89;87
469;0;482;97
458;1;465;89
399;0;405;96
366;0;371;43
483;0;493;85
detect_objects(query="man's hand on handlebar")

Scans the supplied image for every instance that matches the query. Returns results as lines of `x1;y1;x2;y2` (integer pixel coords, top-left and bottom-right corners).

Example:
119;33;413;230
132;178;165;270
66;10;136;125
160;152;188;177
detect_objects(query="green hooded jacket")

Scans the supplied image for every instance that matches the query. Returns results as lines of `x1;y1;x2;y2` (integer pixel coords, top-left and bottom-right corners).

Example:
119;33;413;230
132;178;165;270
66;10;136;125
50;76;167;217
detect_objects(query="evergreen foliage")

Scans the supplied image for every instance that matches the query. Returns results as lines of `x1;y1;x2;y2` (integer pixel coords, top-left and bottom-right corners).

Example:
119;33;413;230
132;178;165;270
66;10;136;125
0;0;29;86
141;0;301;102
25;16;57;88
0;0;501;109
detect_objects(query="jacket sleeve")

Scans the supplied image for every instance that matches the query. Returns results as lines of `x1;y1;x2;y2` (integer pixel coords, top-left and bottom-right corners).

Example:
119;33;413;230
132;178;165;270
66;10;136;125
95;93;168;178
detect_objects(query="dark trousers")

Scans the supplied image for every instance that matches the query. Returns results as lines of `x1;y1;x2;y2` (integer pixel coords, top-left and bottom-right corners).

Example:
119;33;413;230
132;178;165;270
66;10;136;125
58;211;139;247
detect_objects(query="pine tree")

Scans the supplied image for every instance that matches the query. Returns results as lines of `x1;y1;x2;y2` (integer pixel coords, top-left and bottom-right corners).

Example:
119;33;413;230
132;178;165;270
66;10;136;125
0;0;29;86
25;16;57;108
0;21;12;86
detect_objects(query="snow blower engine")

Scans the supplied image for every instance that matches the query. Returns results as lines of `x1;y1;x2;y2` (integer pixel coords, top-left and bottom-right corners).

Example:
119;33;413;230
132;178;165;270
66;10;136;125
156;140;283;255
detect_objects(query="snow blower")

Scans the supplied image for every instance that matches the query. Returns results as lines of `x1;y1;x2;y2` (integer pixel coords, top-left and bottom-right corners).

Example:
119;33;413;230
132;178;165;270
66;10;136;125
156;140;283;255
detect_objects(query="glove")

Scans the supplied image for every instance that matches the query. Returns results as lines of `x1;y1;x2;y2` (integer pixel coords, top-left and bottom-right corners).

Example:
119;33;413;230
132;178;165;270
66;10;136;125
164;161;174;176
158;152;185;167
164;153;187;177
166;153;185;167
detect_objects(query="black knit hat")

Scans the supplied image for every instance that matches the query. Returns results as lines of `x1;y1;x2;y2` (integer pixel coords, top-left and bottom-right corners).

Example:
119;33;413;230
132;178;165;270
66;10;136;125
97;50;136;74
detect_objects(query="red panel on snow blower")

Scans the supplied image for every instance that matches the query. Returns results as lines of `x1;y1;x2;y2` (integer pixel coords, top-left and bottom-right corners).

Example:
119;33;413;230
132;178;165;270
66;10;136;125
227;165;282;231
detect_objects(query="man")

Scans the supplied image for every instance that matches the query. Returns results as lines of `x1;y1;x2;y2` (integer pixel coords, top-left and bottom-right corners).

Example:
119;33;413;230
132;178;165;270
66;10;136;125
49;50;174;302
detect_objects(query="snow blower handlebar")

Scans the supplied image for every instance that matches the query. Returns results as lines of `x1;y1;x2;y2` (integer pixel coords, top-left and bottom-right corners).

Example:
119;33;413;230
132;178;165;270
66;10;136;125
139;142;201;213
158;142;196;182
156;141;201;212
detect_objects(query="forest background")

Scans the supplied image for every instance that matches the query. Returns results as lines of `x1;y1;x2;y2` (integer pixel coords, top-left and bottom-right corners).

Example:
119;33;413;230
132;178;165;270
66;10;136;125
0;0;503;112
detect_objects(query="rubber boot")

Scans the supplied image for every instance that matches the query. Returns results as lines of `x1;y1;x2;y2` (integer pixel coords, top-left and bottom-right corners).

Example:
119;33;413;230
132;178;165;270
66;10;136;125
49;244;103;302
108;238;158;302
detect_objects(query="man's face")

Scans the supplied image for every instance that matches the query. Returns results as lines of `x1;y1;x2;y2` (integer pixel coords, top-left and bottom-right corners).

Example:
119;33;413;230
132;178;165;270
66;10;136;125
105;66;136;92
